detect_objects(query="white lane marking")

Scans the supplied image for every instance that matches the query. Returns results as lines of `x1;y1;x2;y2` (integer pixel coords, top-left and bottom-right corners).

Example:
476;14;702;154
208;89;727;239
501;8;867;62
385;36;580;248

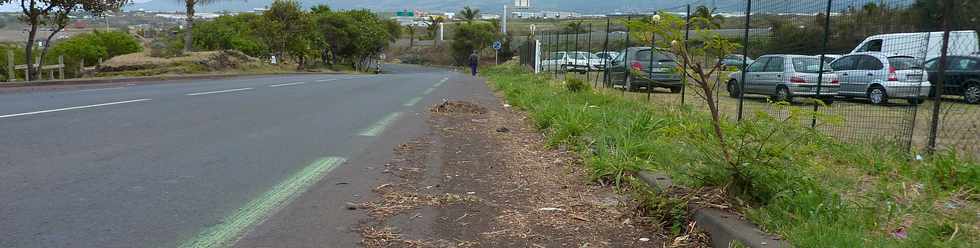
0;99;152;119
77;87;126;92
268;82;306;88
403;97;423;107
422;87;436;95
359;112;402;136
186;87;254;96
433;77;448;87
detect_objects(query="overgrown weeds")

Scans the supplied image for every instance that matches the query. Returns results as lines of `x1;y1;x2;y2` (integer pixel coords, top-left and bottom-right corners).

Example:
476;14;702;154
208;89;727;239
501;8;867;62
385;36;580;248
485;64;978;248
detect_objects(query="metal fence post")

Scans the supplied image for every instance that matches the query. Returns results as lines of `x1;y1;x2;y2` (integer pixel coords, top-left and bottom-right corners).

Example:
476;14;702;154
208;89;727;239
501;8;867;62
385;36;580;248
553;31;559;79
928;0;953;153
601;18;611;87
58;55;64;80
6;50;14;82
736;0;753;122
648;28;655;102
682;4;691;106
588;23;594;88
623;16;632;96
811;0;834;128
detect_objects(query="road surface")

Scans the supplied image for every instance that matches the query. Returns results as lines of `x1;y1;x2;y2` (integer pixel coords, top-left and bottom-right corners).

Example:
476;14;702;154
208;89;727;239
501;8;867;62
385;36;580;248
0;65;465;247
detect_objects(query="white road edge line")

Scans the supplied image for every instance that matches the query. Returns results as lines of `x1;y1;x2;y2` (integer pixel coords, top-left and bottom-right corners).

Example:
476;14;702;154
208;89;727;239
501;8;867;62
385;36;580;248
422;87;436;95
359;112;402;137
268;82;306;87
0;99;152;119
77;87;126;92
186;87;254;96
403;97;423;107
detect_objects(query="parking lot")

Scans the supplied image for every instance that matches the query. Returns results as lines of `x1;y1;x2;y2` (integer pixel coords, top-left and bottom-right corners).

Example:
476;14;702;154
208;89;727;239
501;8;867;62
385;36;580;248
558;71;979;157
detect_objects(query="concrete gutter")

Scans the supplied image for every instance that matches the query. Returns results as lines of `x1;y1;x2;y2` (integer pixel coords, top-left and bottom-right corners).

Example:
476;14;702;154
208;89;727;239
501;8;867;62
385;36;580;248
0;71;347;89
637;171;792;248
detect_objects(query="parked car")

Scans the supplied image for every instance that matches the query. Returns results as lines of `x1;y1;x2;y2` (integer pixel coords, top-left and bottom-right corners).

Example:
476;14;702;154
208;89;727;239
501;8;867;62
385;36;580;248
594;51;620;70
720;54;755;69
820;54;843;64
726;55;840;103
540;51;602;73
851;31;979;61
607;47;683;93
830;52;931;104
924;55;980;104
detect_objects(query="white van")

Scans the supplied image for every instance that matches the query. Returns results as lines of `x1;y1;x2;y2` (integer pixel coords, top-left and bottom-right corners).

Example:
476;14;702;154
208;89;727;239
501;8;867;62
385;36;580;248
851;31;979;61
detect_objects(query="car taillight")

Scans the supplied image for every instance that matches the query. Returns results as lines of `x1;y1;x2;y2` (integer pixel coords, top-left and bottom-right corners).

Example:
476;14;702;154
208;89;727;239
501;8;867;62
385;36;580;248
790;76;807;84
888;66;898;81
631;62;643;71
830;79;839;84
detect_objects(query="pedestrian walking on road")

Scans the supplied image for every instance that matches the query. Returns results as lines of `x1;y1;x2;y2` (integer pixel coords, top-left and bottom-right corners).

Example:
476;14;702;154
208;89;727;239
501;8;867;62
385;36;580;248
468;50;479;77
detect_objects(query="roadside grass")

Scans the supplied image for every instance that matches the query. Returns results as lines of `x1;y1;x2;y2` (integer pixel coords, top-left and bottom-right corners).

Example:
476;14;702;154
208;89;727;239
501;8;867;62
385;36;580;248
485;64;978;248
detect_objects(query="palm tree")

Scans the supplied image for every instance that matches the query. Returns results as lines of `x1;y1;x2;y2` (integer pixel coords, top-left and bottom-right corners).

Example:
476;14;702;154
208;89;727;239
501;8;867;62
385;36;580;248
692;5;724;29
180;0;221;53
459;6;479;23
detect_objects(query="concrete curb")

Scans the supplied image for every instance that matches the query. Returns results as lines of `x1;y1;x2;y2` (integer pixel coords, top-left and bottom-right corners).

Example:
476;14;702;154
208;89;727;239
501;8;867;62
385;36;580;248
0;71;346;89
637;171;792;248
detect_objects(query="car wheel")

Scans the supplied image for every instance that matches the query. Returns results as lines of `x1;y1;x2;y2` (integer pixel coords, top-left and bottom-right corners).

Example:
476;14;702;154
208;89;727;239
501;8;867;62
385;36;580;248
773;86;792;103
908;98;922;105
669;86;682;93
868;86;888;104
727;80;741;97
821;97;834;105
964;84;980;104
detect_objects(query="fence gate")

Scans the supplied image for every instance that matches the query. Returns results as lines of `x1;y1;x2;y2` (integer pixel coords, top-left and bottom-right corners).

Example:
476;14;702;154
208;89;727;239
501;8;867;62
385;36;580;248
518;38;539;72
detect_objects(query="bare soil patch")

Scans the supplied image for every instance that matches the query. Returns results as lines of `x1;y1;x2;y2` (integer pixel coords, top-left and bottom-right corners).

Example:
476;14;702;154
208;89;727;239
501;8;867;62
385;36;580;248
359;99;666;247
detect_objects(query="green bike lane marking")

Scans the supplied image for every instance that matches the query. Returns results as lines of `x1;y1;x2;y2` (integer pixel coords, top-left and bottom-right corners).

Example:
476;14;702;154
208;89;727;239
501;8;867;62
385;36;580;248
358;112;403;137
178;156;347;248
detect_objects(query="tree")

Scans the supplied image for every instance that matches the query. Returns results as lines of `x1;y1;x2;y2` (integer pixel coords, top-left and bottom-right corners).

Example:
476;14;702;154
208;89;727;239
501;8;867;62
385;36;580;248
4;0;127;80
316;11;354;66
563;21;587;34
259;0;310;68
310;4;331;15
459;6;479;23
179;0;224;53
635;12;739;173
406;24;416;47
692;5;723;29
451;22;493;64
426;15;445;41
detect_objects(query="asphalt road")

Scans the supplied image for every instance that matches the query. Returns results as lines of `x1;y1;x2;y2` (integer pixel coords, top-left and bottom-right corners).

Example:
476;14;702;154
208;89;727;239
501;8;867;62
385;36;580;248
0;64;464;247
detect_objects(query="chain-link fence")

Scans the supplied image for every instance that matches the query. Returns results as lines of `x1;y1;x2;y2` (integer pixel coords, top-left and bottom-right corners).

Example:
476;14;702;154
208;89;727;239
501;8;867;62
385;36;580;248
525;0;978;158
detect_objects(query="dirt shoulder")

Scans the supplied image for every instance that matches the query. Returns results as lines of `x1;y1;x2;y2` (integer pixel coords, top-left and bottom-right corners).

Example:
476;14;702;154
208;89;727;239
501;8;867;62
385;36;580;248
357;77;666;247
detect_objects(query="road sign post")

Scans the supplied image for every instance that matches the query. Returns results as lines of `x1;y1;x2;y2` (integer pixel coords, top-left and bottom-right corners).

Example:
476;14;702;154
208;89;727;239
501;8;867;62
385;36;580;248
492;40;502;65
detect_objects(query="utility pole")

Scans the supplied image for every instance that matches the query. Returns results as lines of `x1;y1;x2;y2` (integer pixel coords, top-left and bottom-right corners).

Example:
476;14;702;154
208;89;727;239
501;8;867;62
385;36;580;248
502;5;508;34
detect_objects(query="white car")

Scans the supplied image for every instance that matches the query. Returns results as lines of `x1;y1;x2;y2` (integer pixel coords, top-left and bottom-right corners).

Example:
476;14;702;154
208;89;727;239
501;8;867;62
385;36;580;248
541;51;603;73
831;52;931;104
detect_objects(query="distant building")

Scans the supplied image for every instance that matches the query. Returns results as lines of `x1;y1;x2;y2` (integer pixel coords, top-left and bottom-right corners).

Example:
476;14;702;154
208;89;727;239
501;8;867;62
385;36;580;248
514;0;531;10
480;14;500;20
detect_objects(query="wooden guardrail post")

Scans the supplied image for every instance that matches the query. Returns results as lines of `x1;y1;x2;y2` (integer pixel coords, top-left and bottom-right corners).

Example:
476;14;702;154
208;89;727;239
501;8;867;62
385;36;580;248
6;50;14;82
58;55;64;80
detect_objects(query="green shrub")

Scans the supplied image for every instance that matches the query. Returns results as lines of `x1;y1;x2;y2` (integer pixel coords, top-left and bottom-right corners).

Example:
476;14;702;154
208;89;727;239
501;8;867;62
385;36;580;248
192;14;268;57
564;77;590;92
90;31;142;57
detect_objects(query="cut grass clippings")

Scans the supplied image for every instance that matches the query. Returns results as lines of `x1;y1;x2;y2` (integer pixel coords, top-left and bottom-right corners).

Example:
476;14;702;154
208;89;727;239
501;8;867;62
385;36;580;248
484;64;978;248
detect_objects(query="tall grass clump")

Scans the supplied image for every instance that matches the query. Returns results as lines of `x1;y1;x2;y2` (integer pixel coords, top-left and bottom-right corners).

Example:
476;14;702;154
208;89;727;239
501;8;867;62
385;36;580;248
484;64;978;248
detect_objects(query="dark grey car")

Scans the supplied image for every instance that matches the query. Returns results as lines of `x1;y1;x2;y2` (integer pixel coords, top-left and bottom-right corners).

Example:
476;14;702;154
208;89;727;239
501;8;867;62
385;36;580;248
607;47;683;93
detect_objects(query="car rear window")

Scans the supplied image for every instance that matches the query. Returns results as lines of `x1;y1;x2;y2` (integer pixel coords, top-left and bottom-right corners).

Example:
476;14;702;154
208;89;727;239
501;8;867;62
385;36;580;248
888;56;922;70
792;58;831;73
636;50;675;62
